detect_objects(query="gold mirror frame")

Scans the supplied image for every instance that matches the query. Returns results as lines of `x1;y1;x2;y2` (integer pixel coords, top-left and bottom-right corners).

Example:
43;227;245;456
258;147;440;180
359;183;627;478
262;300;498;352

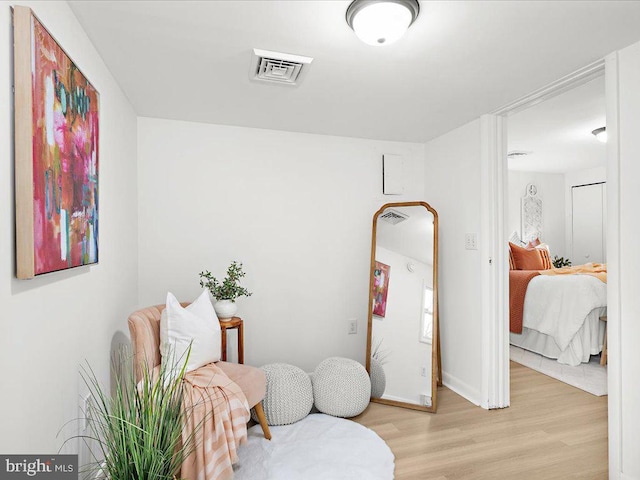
365;201;441;413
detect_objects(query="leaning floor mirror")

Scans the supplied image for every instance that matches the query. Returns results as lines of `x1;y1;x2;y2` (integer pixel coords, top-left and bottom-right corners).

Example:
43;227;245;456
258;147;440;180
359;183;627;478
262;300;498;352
366;201;440;412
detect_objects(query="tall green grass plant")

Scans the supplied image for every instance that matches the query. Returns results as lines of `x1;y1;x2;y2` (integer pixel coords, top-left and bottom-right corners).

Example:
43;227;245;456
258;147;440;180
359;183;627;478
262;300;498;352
78;349;196;480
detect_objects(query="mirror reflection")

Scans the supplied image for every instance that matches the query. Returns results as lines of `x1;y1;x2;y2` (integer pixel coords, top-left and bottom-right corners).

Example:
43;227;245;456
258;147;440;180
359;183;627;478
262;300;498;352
367;202;439;412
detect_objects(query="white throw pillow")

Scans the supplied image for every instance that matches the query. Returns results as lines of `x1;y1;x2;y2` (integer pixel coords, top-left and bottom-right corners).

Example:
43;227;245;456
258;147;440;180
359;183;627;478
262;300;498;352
160;291;221;374
509;231;526;247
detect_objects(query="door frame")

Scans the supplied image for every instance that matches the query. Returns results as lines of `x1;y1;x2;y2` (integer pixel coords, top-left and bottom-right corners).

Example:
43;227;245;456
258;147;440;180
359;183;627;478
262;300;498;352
479;56;621;476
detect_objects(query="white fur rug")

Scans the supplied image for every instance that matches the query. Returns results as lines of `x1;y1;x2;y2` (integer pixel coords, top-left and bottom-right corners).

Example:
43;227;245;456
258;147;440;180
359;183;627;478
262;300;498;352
233;413;395;480
510;345;607;396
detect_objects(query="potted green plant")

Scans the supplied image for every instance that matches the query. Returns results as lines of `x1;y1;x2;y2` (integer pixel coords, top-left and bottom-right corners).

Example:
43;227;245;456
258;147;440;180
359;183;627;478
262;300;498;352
76;349;196;480
199;261;253;319
552;255;572;268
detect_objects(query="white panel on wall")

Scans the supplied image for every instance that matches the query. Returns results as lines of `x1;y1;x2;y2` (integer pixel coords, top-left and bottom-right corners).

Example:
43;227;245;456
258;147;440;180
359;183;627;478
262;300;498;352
520;183;543;243
508;171;566;258
383;154;404;194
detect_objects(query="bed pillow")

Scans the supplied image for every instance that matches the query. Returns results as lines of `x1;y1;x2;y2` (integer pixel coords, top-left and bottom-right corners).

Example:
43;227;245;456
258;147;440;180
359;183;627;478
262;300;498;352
524;239;553;269
509;231;526;247
160;291;221;373
537;247;553;270
509;242;549;270
526;237;541;248
508;248;516;270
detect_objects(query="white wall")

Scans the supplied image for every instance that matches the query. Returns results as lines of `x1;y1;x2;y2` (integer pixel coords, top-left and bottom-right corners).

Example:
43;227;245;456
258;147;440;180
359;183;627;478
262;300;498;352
423;120;483;404
508;171;566;257
564;166;606;262
612;40;640;480
137;117;425;372
373;246;431;404
0;1;138;454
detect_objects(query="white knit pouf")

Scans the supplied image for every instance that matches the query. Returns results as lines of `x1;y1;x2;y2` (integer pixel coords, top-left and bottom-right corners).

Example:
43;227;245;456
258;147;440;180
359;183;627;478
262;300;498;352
312;357;371;418
252;363;313;426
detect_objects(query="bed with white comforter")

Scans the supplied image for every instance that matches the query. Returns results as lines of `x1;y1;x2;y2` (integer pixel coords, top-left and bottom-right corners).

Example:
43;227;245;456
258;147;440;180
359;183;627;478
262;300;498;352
509;274;607;366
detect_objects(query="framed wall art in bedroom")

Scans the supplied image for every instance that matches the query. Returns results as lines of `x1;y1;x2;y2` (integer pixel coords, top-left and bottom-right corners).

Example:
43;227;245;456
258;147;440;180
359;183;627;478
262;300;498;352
13;6;100;279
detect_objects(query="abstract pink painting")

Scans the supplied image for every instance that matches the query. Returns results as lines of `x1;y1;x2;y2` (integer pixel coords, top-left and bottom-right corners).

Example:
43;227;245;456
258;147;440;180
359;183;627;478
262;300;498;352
372;261;390;317
15;9;99;277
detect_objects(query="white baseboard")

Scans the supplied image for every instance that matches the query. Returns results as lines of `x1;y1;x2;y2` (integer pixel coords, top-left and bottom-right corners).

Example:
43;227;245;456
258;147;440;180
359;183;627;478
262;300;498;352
381;393;416;404
442;372;482;407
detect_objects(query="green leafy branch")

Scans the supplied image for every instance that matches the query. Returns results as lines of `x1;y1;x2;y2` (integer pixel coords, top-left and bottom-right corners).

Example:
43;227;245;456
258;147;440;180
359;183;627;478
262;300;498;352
552;255;572;268
199;261;253;301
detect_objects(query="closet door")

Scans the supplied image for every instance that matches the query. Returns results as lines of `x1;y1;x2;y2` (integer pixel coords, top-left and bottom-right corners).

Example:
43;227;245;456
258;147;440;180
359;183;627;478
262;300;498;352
572;183;606;264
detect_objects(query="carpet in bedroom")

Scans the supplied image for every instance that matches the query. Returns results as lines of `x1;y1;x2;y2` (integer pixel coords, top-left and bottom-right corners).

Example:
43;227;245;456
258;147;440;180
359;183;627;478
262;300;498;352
233;413;394;480
510;345;607;396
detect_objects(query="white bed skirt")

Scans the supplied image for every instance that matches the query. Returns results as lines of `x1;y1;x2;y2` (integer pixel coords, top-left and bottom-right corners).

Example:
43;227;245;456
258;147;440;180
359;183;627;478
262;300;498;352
510;307;607;366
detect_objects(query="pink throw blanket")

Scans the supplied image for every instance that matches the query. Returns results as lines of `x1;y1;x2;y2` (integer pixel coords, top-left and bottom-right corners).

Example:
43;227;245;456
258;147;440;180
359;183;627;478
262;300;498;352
180;363;250;480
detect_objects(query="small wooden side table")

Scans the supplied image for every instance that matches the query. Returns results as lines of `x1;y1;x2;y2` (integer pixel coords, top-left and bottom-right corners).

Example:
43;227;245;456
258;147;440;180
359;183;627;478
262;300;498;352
600;315;607;366
219;316;244;364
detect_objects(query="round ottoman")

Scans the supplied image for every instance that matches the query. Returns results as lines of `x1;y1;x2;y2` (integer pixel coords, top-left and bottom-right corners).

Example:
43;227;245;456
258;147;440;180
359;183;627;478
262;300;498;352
251;363;313;426
312;357;371;418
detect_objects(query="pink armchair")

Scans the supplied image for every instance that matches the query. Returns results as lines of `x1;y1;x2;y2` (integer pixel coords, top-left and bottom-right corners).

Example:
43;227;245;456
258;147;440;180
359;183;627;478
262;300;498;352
127;303;272;440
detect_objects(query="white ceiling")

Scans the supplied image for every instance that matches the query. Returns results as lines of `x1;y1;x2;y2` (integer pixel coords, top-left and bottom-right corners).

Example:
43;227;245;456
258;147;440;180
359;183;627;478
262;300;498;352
68;1;640;143
507;76;605;173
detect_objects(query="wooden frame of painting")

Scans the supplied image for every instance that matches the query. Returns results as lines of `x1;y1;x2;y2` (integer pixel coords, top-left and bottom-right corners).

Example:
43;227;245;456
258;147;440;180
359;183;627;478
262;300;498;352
372;261;390;317
13;6;100;279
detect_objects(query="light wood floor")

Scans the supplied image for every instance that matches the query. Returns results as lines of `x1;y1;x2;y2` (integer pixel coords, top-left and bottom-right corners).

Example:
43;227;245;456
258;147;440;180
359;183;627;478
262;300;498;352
352;362;608;480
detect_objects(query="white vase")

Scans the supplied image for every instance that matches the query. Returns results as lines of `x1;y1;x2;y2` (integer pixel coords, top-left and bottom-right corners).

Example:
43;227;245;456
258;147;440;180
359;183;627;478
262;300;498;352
214;299;237;319
370;357;386;398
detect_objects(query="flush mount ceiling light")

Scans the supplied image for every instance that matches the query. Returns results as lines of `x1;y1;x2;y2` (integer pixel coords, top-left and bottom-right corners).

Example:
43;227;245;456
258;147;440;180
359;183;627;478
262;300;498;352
346;0;420;46
592;127;607;143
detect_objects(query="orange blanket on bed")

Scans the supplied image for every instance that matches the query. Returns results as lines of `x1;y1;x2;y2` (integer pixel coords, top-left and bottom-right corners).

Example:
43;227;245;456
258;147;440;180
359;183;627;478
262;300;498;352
539;262;607;283
509;270;540;334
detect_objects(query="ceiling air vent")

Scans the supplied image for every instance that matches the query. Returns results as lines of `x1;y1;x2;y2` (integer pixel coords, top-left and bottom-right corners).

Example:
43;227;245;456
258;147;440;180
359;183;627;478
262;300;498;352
379;209;409;225
249;49;313;86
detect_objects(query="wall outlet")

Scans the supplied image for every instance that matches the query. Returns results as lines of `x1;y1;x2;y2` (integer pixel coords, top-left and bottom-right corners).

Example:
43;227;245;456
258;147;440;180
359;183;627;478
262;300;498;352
420;366;428;377
465;232;478;250
348;319;357;335
420;394;432;407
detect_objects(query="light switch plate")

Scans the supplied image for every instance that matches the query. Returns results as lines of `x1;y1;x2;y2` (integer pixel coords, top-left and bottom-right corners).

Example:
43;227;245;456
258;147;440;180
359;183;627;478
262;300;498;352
348;319;357;335
465;233;478;250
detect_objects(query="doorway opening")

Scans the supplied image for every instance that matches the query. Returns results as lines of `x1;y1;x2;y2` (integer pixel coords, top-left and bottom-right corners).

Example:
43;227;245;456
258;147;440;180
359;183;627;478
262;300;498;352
481;54;622;477
505;75;608;396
